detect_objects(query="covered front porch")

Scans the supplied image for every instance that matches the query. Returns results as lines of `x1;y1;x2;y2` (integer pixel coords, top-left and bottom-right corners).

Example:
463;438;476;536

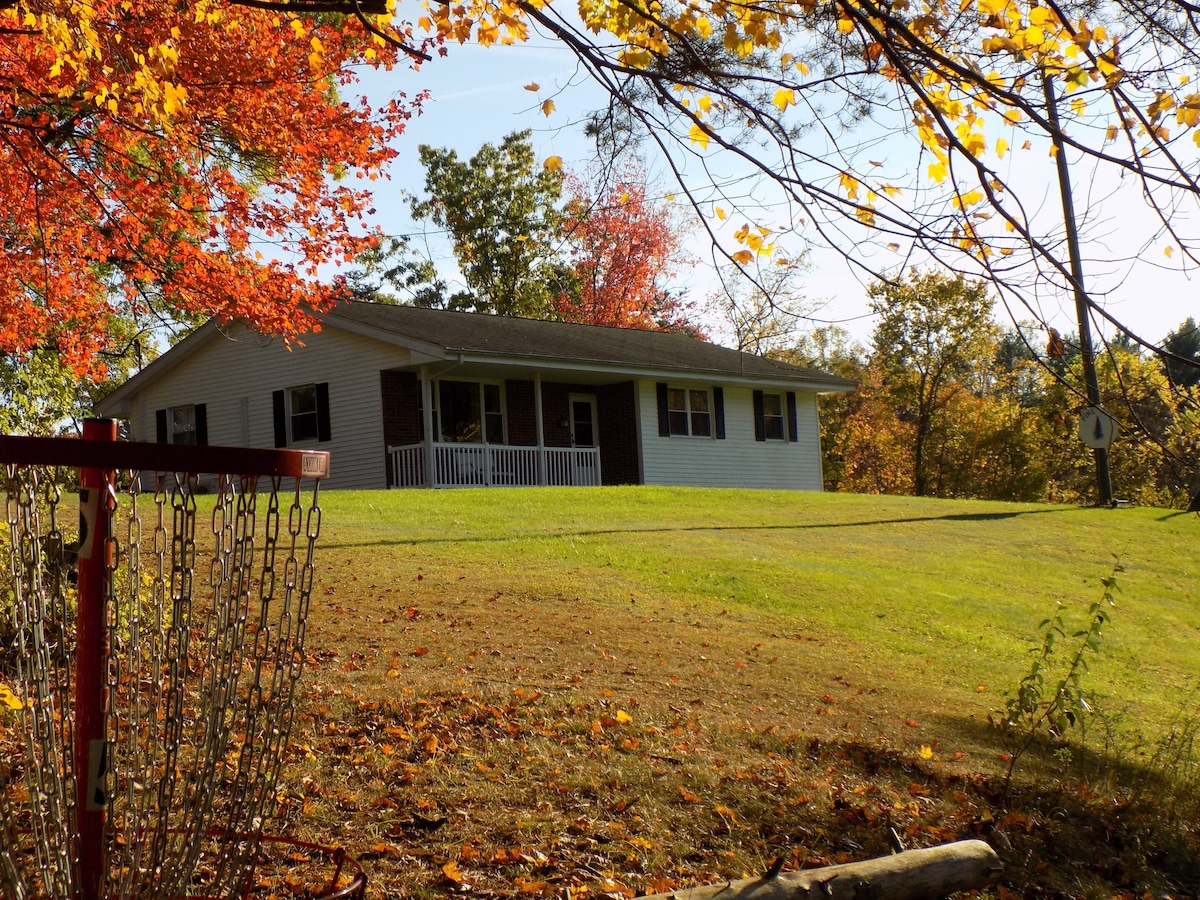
388;442;601;488
381;364;638;489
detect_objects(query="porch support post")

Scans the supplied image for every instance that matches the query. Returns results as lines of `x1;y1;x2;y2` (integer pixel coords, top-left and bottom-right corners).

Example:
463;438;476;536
534;372;546;486
420;365;435;488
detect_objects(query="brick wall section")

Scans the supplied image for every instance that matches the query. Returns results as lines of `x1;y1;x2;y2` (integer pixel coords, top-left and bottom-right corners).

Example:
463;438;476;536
539;383;573;448
380;370;421;487
505;380;537;446
597;381;640;485
540;380;642;484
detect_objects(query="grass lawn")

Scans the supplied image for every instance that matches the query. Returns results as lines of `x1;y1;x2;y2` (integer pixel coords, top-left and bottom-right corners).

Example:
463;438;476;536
281;488;1200;899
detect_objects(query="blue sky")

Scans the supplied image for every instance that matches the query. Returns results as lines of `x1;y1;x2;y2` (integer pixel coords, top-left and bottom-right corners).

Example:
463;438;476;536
349;40;886;346
345;37;1198;353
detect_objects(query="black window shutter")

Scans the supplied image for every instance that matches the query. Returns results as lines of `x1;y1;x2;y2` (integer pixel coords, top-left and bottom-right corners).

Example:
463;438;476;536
786;392;799;442
316;382;332;443
752;390;765;442
656;383;670;437
272;390;287;448
195;404;208;446
712;387;725;439
155;409;168;443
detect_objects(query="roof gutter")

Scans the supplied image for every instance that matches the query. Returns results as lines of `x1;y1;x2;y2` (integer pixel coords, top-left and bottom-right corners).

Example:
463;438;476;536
441;350;856;392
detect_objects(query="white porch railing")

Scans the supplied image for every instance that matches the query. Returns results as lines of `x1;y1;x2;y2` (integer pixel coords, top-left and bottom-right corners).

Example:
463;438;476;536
388;443;602;488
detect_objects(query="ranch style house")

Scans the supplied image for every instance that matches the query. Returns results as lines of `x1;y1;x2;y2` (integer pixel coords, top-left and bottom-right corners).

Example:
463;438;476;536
97;302;855;491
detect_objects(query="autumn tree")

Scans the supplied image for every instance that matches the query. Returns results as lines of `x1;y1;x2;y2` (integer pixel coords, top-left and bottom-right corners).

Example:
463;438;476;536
407;131;570;318
868;270;997;496
710;258;819;355
799;312;1200;505
0;0;426;384
555;165;693;331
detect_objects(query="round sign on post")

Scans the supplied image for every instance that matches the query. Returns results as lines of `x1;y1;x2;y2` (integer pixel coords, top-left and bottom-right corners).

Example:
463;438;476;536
1079;407;1118;449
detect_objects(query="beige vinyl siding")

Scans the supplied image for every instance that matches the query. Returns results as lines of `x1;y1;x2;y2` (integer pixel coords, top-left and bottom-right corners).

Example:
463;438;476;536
129;324;409;490
636;380;824;490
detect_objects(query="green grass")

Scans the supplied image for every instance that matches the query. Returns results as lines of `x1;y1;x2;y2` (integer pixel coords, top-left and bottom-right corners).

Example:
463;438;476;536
285;487;1200;898
317;487;1198;737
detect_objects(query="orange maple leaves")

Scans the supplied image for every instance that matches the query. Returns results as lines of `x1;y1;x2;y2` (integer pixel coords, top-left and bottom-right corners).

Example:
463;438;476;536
555;169;692;333
0;1;423;371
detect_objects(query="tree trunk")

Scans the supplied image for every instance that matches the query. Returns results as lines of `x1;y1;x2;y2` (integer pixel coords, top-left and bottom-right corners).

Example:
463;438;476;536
639;840;1002;900
913;410;931;496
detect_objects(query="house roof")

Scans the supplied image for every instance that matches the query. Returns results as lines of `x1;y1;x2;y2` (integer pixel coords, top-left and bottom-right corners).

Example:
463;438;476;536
98;303;855;415
324;302;856;390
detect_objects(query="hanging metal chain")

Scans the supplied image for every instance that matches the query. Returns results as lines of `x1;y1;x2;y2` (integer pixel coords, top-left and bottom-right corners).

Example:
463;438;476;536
2;459;326;900
0;465;77;900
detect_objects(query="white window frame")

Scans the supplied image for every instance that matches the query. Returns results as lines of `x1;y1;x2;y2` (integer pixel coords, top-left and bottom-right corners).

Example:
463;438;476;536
433;379;506;445
760;391;786;441
288;384;320;444
666;386;713;438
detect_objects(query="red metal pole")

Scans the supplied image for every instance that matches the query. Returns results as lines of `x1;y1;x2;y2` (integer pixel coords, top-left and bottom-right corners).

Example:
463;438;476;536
76;418;117;900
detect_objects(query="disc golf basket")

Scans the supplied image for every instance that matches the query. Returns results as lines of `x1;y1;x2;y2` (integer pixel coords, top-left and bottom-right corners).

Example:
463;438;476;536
0;421;356;900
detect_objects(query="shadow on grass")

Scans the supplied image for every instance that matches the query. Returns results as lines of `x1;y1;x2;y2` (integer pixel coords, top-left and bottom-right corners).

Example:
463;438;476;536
924;708;1154;786
1156;508;1200;521
323;506;1071;550
917;708;1200;896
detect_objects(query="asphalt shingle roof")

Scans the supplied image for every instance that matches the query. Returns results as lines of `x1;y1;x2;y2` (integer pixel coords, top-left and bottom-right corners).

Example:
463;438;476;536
328;302;853;387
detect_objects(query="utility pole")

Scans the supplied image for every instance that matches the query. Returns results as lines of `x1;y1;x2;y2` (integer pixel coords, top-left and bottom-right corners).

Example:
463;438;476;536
1042;72;1115;506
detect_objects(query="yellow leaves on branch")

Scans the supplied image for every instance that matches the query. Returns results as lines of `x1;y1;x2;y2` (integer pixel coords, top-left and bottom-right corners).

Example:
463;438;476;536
25;0;255;126
732;223;774;262
426;0;527;46
425;0;790;79
951;188;984;210
839;171;860;200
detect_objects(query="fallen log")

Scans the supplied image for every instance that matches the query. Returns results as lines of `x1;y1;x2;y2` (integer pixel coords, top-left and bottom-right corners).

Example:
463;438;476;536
644;840;1002;900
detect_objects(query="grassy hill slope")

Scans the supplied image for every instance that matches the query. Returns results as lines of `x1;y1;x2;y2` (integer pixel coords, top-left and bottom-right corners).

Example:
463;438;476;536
289;489;1200;899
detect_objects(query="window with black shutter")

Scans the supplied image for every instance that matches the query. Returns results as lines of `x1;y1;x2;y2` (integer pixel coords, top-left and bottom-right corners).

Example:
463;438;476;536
753;391;786;441
274;382;331;446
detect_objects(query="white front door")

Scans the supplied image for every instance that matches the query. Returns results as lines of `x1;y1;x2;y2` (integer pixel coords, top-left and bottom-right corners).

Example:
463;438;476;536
568;394;599;485
568;395;597;448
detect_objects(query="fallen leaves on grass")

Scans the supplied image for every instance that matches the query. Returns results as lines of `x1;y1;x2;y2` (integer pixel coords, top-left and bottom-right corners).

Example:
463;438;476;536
272;681;1200;900
270;569;1200;900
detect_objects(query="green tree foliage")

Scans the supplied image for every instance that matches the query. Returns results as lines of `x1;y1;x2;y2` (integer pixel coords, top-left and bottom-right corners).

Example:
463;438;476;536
0;316;155;435
408;131;570;318
867;270;998;497
0;349;91;436
1162;318;1200;390
343;236;447;308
